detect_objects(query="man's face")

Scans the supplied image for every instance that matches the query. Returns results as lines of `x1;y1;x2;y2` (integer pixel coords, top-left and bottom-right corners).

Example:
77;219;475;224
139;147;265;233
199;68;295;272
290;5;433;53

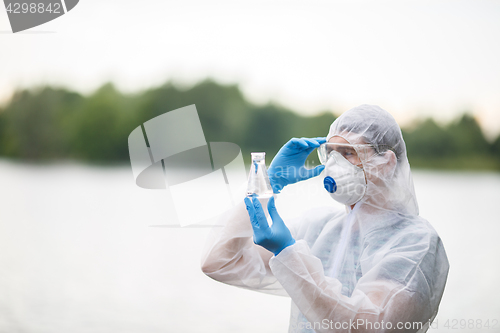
327;136;364;166
327;134;397;187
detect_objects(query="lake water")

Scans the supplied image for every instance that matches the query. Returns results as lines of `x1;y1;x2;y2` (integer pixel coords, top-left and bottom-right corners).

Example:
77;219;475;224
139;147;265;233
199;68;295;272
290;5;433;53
1;160;499;333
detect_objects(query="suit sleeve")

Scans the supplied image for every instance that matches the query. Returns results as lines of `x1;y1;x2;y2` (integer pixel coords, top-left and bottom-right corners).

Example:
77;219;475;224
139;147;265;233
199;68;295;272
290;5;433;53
201;200;290;296
269;239;446;332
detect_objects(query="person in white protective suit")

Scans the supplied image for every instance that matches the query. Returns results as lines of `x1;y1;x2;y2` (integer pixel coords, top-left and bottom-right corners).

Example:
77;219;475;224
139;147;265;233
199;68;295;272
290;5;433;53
201;105;449;333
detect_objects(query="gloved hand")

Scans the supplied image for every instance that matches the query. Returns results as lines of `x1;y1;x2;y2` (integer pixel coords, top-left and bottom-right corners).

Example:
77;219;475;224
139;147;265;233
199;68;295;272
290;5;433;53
244;196;295;256
268;137;326;193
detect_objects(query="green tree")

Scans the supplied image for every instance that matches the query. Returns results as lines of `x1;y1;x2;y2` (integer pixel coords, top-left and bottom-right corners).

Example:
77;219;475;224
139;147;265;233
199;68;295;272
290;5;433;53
241;103;298;157
403;118;454;160
446;113;489;156
0;87;82;160
66;83;136;161
137;80;251;147
491;134;500;159
0;80;497;171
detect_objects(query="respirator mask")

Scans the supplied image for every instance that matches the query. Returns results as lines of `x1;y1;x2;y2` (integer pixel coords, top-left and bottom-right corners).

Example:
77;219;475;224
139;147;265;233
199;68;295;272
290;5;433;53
318;143;369;206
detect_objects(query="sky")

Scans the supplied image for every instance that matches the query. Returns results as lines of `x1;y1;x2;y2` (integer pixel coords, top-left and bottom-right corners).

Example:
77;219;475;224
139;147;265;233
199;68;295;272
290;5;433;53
1;0;500;138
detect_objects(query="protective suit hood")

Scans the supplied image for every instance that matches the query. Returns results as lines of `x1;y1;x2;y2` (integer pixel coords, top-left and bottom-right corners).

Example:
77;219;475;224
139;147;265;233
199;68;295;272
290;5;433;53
326;104;418;216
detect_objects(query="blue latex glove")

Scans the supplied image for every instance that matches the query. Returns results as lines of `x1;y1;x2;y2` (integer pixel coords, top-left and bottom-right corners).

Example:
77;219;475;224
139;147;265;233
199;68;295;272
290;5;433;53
268;137;326;193
244;196;295;256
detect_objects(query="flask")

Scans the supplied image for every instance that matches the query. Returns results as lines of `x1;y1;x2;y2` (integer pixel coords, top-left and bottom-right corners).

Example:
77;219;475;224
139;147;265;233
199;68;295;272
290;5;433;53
246;152;273;198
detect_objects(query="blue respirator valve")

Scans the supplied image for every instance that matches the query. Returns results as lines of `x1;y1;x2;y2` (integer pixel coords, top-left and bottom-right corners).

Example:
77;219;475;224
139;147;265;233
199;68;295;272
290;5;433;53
323;176;337;193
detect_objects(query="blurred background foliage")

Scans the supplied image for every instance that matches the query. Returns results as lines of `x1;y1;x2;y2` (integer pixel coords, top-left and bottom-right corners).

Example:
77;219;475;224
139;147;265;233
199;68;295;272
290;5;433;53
0;79;499;170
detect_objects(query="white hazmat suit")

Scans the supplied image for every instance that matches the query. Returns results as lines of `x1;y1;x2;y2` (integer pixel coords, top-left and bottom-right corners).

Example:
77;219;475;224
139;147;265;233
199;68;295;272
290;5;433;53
201;105;449;333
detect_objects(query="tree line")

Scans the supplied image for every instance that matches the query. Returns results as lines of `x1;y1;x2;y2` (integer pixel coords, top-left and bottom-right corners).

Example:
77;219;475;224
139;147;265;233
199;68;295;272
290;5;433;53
0;80;498;170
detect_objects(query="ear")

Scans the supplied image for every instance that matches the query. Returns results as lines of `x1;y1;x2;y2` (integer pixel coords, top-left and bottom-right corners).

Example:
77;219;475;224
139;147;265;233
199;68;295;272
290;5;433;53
383;150;397;179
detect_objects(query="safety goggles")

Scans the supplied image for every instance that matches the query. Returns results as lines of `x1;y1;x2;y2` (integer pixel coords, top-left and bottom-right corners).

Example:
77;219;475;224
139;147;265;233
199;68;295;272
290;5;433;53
317;143;376;165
